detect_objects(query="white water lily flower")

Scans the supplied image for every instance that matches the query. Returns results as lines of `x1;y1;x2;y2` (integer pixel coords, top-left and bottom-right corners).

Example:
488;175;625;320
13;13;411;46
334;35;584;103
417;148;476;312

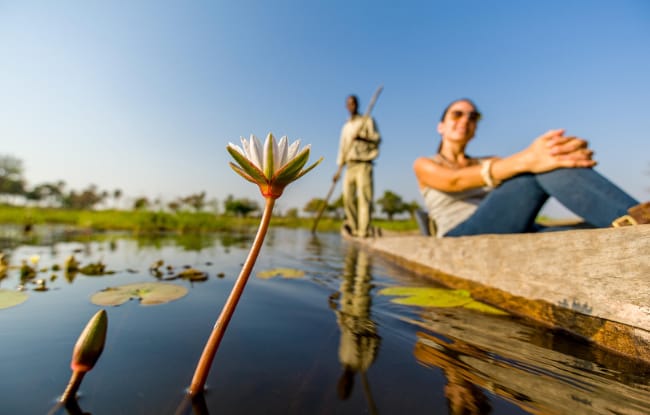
227;133;322;199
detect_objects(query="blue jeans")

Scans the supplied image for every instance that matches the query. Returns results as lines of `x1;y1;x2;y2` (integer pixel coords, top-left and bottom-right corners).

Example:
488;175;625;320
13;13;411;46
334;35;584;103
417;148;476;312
445;168;639;236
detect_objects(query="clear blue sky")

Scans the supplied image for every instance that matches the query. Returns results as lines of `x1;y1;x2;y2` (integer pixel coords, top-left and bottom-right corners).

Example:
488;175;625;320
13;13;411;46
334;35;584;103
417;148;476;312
1;1;648;217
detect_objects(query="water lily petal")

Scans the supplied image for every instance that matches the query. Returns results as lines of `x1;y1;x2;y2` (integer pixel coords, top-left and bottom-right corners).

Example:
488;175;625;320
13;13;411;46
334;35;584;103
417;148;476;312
290;157;322;182
248;135;263;170
263;133;275;179
275;136;288;169
239;137;251;158
227;146;268;183
227;143;246;157
273;146;311;184
229;163;261;184
286;139;301;160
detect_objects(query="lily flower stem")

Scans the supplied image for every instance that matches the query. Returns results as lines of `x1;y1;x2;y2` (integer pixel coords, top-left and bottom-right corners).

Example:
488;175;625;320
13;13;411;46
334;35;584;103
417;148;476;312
188;197;276;396
60;370;85;403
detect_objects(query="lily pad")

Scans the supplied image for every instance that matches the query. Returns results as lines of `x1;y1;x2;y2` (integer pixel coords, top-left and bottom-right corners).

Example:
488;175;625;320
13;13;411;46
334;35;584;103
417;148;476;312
90;282;188;306
379;286;507;315
257;267;305;280
175;268;208;282
463;300;509;315
379;287;473;307
79;262;109;276
0;289;28;309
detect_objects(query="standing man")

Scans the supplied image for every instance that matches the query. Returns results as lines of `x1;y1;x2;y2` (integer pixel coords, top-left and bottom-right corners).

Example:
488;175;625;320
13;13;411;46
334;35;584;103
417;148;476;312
336;94;381;238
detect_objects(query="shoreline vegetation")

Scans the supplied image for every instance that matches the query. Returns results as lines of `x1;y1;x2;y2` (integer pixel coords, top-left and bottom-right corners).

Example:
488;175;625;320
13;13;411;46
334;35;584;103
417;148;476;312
0;204;420;235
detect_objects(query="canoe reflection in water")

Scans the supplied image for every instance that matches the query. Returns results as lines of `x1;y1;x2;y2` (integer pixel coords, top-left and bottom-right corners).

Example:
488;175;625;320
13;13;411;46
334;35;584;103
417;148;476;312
416;333;494;415
333;245;381;411
412;304;650;415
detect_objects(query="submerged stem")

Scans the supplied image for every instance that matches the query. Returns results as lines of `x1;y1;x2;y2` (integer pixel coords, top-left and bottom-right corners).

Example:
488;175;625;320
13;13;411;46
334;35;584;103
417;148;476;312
59;370;85;403
188;197;276;396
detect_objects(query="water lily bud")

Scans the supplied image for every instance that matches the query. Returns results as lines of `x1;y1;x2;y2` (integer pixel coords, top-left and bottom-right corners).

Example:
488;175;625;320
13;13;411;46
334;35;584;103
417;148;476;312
70;309;108;373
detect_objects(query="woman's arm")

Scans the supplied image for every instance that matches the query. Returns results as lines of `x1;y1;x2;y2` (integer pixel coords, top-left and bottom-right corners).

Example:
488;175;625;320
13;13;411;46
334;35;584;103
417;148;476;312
414;129;596;192
413;157;487;192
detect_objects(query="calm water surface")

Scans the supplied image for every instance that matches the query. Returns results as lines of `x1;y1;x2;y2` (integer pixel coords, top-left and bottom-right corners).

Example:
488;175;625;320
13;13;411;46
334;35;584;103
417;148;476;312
0;226;648;414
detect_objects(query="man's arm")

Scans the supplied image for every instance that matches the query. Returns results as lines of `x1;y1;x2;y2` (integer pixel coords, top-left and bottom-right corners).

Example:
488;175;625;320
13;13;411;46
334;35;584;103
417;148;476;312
336;124;349;166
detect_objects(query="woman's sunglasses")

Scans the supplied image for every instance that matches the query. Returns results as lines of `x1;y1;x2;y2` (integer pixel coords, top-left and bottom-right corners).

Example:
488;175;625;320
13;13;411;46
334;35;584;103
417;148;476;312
448;110;482;122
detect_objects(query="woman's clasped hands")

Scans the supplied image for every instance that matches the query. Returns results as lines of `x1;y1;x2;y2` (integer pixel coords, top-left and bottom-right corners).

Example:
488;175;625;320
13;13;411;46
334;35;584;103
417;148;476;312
520;129;597;173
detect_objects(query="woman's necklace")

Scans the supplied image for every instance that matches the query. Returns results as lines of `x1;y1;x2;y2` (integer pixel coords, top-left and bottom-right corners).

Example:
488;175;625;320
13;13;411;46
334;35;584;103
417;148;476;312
437;152;464;168
437;152;477;168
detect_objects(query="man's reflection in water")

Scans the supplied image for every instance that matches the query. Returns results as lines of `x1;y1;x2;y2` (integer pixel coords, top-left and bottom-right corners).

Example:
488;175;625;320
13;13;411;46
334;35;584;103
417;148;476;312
415;332;492;415
333;245;381;409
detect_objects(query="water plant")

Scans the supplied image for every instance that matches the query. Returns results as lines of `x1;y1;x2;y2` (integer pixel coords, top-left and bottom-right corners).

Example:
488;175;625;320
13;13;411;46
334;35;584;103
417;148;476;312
90;282;188;306
59;309;108;403
256;267;305;279
0;289;28;309
187;133;321;396
378;286;508;315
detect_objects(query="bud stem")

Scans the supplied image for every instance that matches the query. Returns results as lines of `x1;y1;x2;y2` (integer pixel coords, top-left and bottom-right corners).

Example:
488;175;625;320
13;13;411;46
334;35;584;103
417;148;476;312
188;197;275;396
60;370;85;403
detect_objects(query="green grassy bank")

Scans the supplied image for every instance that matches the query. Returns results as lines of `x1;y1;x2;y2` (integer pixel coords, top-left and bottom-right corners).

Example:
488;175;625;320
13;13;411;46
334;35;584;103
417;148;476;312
0;204;418;234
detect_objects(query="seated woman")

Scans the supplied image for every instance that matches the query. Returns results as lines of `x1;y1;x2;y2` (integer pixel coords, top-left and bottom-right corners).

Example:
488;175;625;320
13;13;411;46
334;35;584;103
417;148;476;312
413;98;648;237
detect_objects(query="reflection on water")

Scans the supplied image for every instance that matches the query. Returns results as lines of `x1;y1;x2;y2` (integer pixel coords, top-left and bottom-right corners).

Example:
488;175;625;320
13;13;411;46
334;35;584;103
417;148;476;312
333;245;380;413
47;398;90;415
410;306;650;415
0;226;649;414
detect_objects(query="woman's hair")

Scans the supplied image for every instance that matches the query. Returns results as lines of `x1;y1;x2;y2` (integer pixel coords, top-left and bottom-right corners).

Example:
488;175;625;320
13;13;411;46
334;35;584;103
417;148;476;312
439;98;479;121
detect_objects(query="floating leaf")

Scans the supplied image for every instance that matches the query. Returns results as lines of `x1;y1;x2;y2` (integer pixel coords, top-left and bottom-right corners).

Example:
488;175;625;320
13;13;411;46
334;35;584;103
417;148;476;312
79;262;109;276
0;289;28;309
257;267;305;280
379;287;473;307
379;286;507;315
90;282;188;306
379;286;469;298
463;300;508;315
176;268;208;282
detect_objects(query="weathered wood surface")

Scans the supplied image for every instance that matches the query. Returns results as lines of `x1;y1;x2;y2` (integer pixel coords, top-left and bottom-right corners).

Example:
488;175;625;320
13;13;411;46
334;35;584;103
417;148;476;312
355;225;650;362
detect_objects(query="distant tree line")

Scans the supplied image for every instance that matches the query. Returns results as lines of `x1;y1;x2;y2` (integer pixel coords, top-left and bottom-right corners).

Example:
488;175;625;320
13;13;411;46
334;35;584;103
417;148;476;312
1;154;422;219
302;190;421;221
0;155;220;213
